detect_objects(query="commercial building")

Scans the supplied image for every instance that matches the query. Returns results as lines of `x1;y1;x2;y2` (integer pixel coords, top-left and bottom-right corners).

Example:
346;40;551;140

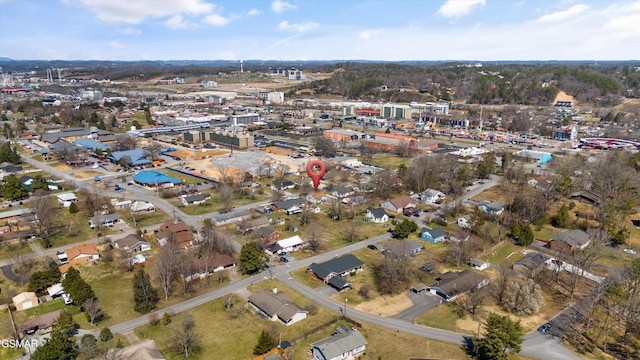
183;128;254;149
323;129;362;142
230;113;262;126
382;103;412;120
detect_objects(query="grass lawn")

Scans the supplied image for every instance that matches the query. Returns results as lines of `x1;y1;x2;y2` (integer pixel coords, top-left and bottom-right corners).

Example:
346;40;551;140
80;261;234;330
24;298;66;318
0;309;15;339
0;241;32;261
415;302;475;334
173;189;271;216
0;346;24;360
136;279;475;360
118;209;170;229
365;153;409;170
132;111;149;125
480;242;525;265
159;168;201;185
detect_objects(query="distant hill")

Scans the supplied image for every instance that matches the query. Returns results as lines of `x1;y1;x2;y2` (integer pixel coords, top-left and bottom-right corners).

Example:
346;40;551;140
0;57;14;62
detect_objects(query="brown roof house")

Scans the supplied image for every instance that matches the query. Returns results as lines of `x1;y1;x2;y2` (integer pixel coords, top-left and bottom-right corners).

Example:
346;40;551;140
157;220;195;248
256;226;281;244
427;270;490;301
248;289;307;326
13;292;39;311
65;243;100;266
188;254;237;281
380;195;416;214
19;310;61;335
549;230;591;254
115;234;151;253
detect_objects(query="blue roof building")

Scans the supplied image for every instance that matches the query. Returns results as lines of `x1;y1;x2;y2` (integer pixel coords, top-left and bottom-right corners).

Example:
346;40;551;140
108;149;151;166
72;138;111;152
133;171;181;186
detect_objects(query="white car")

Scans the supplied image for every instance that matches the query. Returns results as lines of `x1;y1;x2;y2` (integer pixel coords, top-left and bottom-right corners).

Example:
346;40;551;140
624;248;637;255
62;293;73;305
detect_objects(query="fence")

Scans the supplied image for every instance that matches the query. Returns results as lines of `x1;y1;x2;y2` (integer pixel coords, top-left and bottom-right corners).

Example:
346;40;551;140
475;239;507;258
290;316;361;344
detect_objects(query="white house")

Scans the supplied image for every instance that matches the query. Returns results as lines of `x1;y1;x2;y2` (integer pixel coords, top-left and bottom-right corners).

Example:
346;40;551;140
130;201;156;214
364;207;388;223
420;189;445;204
57;193;78;208
277;235;306;253
312;326;368;360
248;289;307;326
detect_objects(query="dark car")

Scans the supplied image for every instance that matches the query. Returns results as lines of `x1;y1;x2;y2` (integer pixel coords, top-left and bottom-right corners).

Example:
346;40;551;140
367;244;378;251
279;256;289;263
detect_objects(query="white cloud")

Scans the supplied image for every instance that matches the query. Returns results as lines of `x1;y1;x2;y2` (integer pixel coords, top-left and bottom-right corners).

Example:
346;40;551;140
202;13;229;26
247;8;261;16
165;15;189;29
108;40;125;48
437;0;485;18
277;20;318;33
271;0;295;13
61;0;213;23
534;4;589;23
358;30;379;40
116;27;141;36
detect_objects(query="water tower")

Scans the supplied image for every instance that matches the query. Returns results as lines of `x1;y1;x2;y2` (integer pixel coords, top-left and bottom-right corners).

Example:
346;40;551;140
240;60;243;73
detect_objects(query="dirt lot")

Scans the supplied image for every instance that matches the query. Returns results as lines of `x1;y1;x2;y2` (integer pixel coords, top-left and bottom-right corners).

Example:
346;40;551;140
52;163;72;171
351;293;414;317
554;90;577;106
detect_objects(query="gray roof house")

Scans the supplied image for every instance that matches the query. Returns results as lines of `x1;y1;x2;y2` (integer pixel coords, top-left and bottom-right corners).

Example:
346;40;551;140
115;234;151;253
312;325;367;360
248;289;307;326
478;201;504;216
513;252;548;277
308;254;364;284
88;213;119;228
428;270;490;301
179;193;211;206
386;240;422;259
364;207;388;223
549;229;591;254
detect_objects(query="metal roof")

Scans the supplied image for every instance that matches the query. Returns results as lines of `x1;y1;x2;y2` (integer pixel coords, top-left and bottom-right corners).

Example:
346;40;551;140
133;171;181;185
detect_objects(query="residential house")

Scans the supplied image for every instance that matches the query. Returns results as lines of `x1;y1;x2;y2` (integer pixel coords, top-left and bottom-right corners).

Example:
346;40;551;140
115;234;151;253
211;208;252;226
549;230;591;254
56;193;78;208
364;207;388;223
469;258;490;271
130;201;156;214
420;227;447;243
19;310;62;335
266;235;306;255
307;191;328;204
272;198;305;215
478;201;504;216
13;292;39;311
386;240;422;259
107;339;165;360
420;189;445;204
380;195;416;214
179;193;211;206
331;185;354;199
427;270;490;301
308;254;364;290
248;289;307;325
270;181;295;191
156;220;195;248
88;213;119;228
512;252;548;277
237;217;270;235
312;326;367;360
256;227;281;244
65;243;100;265
569;190;602;206
46;283;65;299
188;254;237;280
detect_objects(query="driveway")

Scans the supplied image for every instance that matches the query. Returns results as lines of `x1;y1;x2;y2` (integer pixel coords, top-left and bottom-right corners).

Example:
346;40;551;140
392;291;443;322
1;264;20;282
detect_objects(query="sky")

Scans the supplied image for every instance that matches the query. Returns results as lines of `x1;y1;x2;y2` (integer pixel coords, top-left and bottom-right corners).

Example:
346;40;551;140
1;0;639;61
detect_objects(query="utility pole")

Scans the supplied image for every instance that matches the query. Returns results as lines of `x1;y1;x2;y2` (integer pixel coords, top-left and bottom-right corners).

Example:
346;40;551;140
344;296;348;317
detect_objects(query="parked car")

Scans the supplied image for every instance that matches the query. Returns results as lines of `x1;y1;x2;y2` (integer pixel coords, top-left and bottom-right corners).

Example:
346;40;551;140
537;323;551;333
279;256;289;263
624;248;637;254
367;244;378;251
62;293;73;305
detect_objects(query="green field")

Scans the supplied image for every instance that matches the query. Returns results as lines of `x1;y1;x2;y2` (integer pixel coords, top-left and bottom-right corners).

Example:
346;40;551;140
0;241;33;261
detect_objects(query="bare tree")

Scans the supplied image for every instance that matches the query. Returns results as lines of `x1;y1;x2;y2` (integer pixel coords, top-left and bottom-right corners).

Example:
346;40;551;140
342;216;360;243
30;191;57;240
176;252;198;295
305;221;323;253
445;237;472;268
502;277;544;315
155;242;179;300
218;183;233;214
83;297;104;325
372;256;411;296
493;262;513;305
169;314;200;360
11;253;38;285
328;198;343;221
114;135;137;151
456;286;488;315
144;143;163;160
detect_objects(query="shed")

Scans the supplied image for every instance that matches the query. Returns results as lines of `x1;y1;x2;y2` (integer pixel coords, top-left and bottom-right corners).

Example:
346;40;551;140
13;292;39;311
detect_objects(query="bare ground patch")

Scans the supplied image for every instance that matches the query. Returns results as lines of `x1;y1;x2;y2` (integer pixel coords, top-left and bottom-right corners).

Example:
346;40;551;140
350;293;414;317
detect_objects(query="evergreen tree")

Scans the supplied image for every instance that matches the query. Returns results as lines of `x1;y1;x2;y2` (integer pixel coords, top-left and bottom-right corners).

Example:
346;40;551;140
1;173;29;200
69;202;79;214
239;242;268;275
31;329;77;360
253;330;277;355
391;219;419;239
62;267;96;307
133;269;160;313
99;327;113;342
55;309;79;335
28;266;62;292
511;222;534;246
478;314;524;360
552;204;570;228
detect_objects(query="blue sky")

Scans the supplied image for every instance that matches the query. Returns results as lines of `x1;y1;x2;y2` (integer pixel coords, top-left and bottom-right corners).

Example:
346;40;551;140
1;0;639;61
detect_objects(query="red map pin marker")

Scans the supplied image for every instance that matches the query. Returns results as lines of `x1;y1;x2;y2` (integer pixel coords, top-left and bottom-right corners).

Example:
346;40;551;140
306;160;326;190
